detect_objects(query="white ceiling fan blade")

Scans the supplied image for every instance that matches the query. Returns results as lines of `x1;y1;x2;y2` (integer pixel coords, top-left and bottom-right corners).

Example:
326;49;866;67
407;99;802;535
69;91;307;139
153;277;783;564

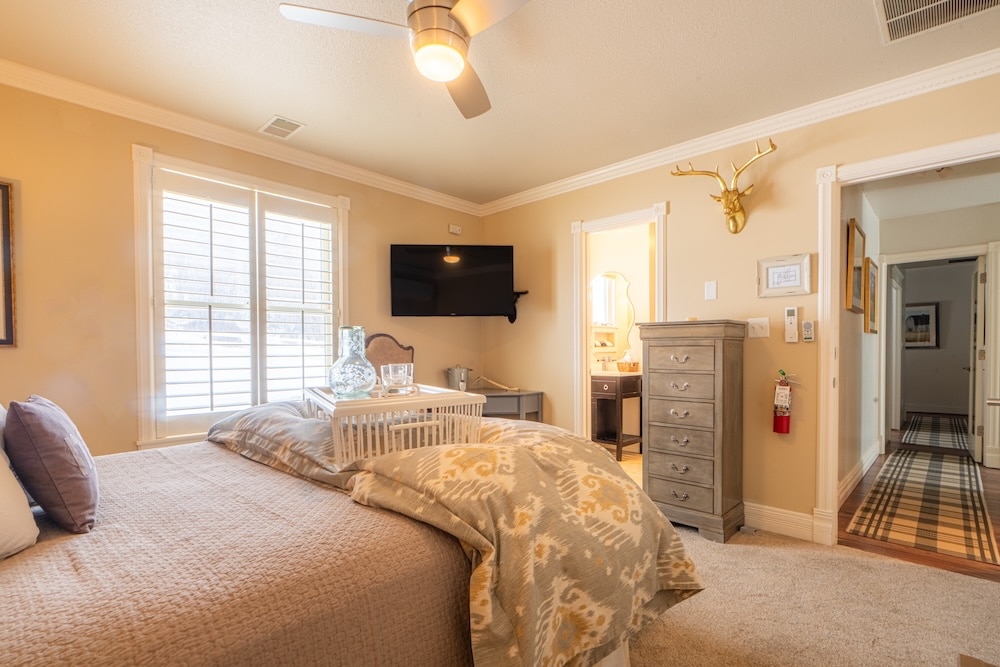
446;63;491;119
279;3;408;38
449;0;530;36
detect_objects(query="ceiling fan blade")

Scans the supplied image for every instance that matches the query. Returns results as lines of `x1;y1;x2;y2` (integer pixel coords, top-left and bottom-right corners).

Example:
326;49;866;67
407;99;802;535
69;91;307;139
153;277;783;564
449;0;530;36
279;3;408;38
446;63;491;119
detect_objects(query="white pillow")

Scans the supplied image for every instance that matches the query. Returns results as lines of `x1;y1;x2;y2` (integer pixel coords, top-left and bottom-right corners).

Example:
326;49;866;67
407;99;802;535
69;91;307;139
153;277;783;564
1;403;39;560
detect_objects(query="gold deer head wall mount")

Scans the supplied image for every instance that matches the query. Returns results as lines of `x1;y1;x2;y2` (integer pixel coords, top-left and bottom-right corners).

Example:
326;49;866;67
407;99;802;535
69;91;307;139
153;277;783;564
671;139;777;234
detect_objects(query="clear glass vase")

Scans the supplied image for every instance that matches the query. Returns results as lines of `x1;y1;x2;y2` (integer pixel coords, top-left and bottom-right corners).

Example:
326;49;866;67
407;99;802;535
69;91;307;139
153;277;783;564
328;326;377;398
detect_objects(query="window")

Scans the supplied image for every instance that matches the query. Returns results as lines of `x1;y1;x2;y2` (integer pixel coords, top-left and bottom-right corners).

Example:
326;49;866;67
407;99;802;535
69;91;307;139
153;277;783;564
134;147;348;446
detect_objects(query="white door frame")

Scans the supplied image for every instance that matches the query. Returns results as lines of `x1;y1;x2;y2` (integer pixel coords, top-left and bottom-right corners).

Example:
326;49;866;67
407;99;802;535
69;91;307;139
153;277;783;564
571;203;667;437
816;131;1000;546
880;245;989;449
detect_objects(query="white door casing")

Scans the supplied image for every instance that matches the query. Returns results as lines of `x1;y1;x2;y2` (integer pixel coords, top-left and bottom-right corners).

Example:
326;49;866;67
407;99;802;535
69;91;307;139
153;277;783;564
817;131;1000;546
571;203;667;437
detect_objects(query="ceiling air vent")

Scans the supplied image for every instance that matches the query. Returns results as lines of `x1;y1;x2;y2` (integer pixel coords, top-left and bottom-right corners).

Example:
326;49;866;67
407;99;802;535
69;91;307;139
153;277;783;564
875;0;1000;42
258;115;304;140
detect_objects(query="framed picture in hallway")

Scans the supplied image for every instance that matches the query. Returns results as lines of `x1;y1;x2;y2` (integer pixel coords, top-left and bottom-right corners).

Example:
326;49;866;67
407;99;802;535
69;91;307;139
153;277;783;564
863;257;878;334
845;218;865;313
0;181;13;346
904;302;938;348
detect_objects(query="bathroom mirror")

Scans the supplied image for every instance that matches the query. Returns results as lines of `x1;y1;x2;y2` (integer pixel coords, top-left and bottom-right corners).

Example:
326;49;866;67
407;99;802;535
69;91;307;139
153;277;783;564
589;272;635;366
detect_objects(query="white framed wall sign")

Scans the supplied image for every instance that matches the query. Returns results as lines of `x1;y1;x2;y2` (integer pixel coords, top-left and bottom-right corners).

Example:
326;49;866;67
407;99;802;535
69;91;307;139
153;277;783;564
757;253;810;297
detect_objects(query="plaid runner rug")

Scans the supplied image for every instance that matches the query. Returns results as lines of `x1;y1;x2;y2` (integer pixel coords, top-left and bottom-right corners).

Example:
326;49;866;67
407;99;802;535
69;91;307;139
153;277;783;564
901;414;969;450
846;449;999;564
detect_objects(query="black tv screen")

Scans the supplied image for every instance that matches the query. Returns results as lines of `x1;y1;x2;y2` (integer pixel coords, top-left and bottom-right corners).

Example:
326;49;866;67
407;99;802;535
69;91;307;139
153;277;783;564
390;244;515;317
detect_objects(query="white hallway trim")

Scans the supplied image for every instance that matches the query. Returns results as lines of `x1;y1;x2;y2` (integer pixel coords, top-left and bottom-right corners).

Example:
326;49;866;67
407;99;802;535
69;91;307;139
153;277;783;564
2;48;1000;215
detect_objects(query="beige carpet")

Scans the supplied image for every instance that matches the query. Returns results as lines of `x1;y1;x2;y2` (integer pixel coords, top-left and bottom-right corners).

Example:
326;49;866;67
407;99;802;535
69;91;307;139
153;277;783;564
630;526;1000;666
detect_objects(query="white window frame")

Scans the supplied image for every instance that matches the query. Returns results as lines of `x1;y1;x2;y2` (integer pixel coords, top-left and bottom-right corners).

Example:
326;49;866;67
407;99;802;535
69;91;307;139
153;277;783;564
132;145;350;449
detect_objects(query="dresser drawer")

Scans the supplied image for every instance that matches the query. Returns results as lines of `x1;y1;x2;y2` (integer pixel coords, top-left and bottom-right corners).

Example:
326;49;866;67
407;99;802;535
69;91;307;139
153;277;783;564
648;345;714;372
648;372;715;400
646;425;715;457
648;398;714;429
647;451;713;486
647;477;714;514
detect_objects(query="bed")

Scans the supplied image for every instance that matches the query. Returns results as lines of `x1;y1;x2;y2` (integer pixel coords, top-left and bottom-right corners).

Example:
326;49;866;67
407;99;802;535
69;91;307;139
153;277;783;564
0;397;703;666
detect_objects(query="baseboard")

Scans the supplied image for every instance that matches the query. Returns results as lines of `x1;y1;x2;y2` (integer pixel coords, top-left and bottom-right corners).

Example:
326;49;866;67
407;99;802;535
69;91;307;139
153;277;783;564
903;403;966;415
838;442;881;506
743;501;814;542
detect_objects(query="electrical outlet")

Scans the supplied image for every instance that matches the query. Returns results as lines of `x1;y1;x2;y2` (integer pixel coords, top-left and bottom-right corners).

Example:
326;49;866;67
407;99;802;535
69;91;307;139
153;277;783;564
448;224;462;235
748;317;770;338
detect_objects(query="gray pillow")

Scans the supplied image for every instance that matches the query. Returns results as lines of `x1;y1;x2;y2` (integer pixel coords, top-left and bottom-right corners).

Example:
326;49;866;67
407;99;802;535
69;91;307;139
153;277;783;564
5;396;99;534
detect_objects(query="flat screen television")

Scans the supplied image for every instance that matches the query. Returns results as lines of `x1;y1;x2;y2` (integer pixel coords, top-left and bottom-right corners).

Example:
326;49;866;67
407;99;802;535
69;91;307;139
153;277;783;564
390;244;515;317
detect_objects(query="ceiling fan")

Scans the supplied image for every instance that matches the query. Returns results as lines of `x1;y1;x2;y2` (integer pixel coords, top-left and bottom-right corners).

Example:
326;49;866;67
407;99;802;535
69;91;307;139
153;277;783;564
279;0;530;119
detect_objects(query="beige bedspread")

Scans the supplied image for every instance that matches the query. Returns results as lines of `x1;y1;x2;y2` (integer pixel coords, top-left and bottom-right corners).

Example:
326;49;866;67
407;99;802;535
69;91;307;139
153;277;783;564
341;419;704;666
0;442;474;666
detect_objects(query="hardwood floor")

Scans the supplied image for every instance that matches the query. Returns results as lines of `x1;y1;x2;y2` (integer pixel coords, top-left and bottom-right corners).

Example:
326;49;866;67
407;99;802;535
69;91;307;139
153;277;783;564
838;427;1000;583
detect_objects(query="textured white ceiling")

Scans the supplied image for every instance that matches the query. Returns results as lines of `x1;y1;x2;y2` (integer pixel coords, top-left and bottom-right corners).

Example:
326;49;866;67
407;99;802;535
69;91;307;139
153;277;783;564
1;0;999;205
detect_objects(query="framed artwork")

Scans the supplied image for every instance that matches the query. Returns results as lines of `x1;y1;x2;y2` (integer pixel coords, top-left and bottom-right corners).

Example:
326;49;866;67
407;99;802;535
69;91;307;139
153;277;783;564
756;253;810;297
844;218;865;313
904;302;938;348
0;182;13;346
863;257;878;334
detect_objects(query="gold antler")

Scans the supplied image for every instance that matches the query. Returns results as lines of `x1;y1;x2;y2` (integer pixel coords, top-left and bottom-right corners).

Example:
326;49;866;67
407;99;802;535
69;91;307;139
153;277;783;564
730;138;777;189
671;138;777;234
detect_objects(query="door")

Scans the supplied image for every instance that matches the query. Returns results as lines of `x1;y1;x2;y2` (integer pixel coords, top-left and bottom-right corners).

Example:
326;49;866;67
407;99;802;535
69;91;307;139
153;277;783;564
969;256;986;462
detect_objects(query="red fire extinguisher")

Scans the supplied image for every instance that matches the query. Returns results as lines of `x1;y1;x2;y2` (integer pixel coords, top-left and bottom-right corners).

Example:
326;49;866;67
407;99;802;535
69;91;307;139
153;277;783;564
773;369;791;434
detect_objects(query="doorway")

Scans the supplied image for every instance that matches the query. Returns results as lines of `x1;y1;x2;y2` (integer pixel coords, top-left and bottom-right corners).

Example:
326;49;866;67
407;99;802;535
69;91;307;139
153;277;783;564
882;256;986;461
816;132;1000;547
570;203;666;462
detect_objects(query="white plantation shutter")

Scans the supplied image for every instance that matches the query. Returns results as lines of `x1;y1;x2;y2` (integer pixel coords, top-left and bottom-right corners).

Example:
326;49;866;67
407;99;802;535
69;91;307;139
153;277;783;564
144;163;343;441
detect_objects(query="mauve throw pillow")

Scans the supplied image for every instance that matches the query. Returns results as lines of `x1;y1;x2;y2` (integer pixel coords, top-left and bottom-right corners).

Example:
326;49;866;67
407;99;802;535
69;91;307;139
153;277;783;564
5;396;99;534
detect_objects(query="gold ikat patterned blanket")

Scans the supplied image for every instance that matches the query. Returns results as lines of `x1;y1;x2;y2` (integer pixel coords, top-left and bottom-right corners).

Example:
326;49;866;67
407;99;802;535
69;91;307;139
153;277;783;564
341;419;704;666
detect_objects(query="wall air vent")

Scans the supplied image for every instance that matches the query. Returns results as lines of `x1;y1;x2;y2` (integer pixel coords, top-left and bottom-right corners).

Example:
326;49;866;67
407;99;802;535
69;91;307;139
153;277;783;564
875;0;1000;42
258;115;304;139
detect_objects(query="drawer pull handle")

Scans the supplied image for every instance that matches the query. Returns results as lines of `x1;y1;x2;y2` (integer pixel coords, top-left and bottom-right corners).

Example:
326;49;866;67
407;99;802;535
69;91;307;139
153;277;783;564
670;490;690;501
602;383;610;391
669;408;691;418
670;381;690;391
669;354;690;364
670;436;691;446
670;463;690;474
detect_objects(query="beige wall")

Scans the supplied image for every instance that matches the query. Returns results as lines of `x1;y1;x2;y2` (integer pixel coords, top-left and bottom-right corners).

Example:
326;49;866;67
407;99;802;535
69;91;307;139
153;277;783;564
482;74;1000;516
3;73;1000;520
0;84;481;455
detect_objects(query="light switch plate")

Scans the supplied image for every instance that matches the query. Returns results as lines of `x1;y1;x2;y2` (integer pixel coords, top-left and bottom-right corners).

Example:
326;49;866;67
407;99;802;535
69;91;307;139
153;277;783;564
704;280;717;300
748;317;770;338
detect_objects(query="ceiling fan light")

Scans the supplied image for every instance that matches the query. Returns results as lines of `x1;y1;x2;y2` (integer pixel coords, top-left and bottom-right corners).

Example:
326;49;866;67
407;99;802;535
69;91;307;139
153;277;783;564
411;28;467;82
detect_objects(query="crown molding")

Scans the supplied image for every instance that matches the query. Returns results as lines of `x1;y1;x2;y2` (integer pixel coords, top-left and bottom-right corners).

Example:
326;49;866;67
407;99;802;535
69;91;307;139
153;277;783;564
3;47;999;219
0;59;481;216
478;47;1000;216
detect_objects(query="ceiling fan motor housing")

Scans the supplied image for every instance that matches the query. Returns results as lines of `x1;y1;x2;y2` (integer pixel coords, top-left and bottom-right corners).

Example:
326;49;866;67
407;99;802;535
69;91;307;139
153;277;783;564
408;0;470;78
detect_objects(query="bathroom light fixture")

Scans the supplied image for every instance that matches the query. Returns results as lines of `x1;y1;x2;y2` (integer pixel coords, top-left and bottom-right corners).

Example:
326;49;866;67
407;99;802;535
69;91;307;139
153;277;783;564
443;246;461;263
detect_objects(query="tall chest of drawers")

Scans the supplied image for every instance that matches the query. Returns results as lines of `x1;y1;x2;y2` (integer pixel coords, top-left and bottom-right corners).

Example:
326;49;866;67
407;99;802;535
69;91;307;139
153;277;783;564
639;320;746;543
